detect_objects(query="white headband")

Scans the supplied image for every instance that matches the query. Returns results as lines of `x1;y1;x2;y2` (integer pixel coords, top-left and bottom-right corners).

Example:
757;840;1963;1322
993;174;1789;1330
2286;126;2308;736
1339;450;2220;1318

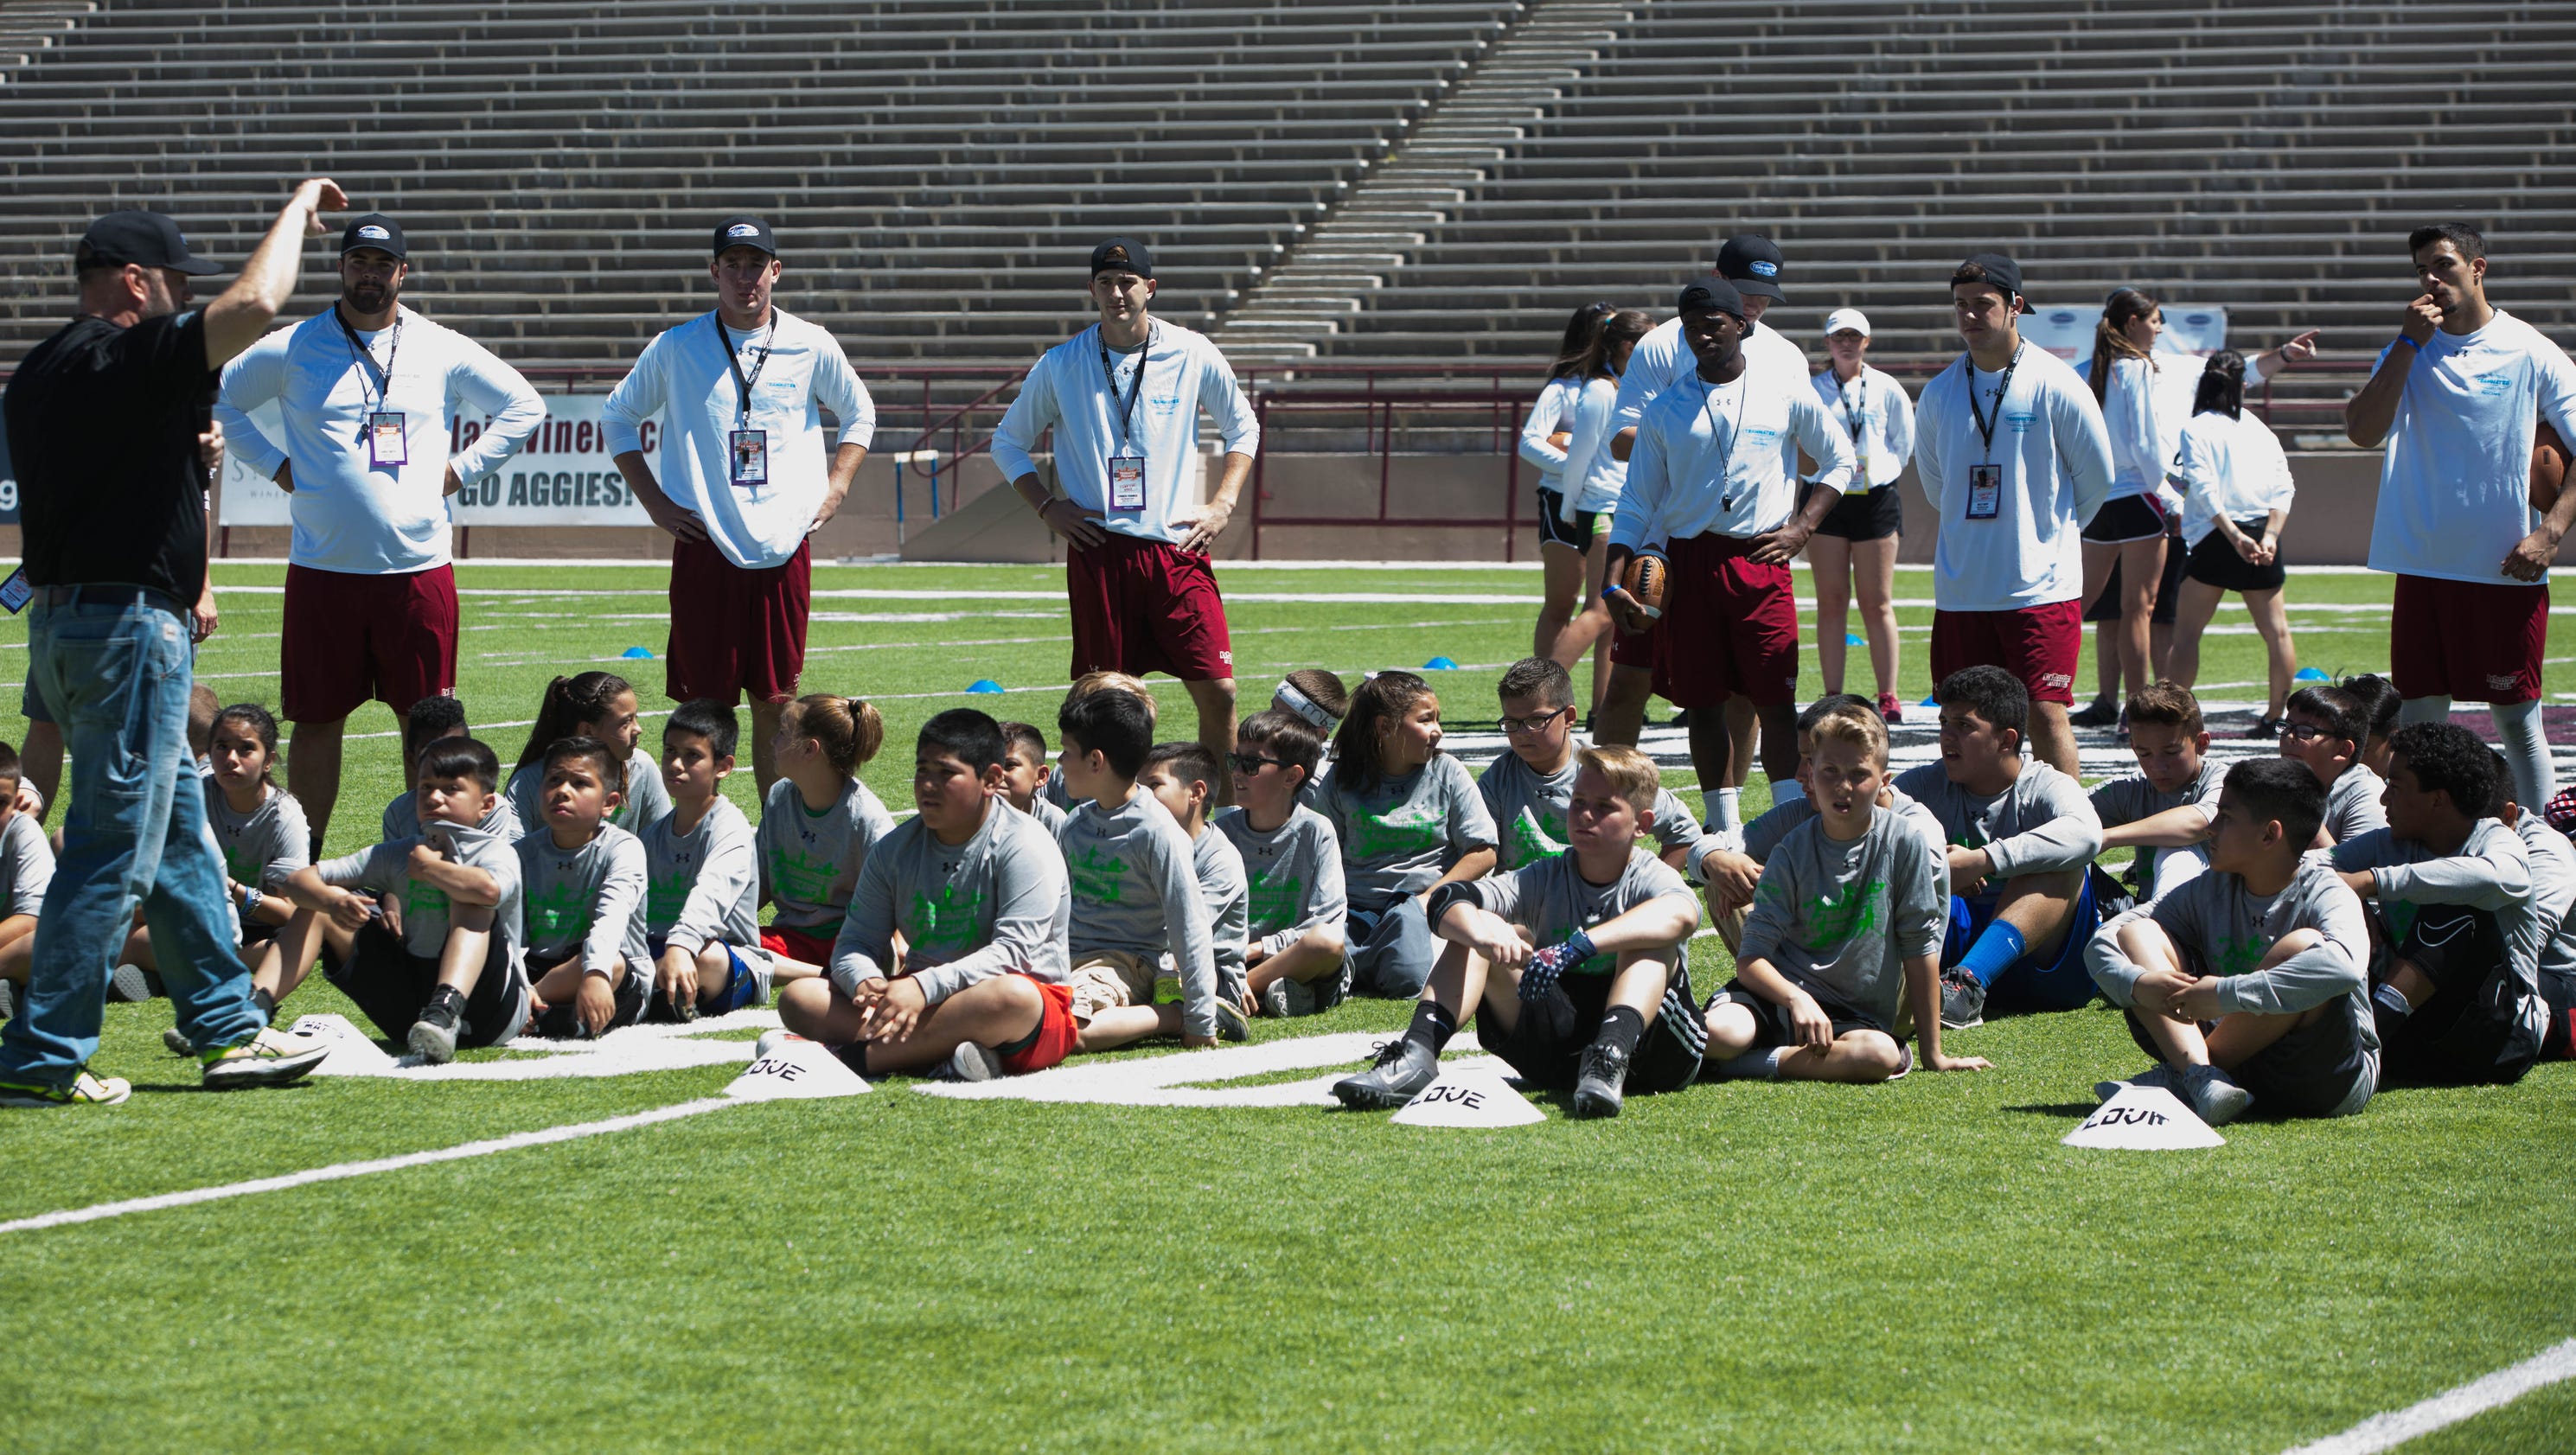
1275;680;1337;730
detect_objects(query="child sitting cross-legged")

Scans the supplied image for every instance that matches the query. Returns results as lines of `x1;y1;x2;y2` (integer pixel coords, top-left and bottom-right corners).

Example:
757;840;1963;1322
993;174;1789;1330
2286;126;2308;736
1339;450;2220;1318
781;710;1077;1082
757;693;896;984
1217;709;1348;1018
277;737;528;1063
2087;756;2379;1124
519;737;652;1038
1333;746;1703;1120
385;694;523;842
640;700;768;1020
1703;702;1986;1085
1138;741;1251;1034
0;741;52;1024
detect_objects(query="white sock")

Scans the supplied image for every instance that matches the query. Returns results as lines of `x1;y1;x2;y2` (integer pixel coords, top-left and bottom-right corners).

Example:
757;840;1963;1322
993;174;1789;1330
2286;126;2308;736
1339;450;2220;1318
1773;779;1806;807
2374;983;2414;1018
2492;699;2557;809
2398;694;2453;728
1714;787;1742;833
1716;1046;1785;1081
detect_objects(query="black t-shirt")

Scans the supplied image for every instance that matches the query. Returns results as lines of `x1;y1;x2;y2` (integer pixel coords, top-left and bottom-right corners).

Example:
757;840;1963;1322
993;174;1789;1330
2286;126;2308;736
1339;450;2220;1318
4;310;215;602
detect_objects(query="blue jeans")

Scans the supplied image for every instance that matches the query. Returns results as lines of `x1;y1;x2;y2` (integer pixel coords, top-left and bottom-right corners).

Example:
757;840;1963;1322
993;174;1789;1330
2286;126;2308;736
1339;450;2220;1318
0;592;260;1087
1346;895;1436;999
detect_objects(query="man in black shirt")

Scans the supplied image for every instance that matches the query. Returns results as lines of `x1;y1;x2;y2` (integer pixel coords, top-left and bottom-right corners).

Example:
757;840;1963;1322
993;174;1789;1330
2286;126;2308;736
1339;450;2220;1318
0;180;348;1107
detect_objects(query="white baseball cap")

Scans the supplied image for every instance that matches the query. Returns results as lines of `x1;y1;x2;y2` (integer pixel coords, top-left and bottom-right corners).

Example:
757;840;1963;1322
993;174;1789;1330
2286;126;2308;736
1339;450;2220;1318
1823;308;1871;337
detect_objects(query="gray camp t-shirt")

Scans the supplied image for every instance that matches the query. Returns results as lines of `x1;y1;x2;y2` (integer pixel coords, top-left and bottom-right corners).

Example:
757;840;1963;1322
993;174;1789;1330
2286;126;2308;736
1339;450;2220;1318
208;784;310;894
0;810;52;918
517;822;650;993
1026;795;1070;835
1466;846;1696;979
1213;804;1347;958
1739;808;1950;1027
2319;764;2388;844
830;801;1071;1005
504;747;672;837
1312;754;1498;912
1475;745;1702;871
1055;790;1217;1036
1192;826;1250;1005
640;797;761;956
2088;854;2376;1044
2334;820;2542;993
384;788;525;845
2514;815;2576;997
2090;758;2228;888
759;775;898;934
316;822;526;973
1892;760;2104;891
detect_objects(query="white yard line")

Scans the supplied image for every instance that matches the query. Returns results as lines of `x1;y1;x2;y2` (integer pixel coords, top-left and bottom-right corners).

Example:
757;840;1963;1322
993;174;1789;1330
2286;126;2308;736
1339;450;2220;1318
2279;1337;2576;1455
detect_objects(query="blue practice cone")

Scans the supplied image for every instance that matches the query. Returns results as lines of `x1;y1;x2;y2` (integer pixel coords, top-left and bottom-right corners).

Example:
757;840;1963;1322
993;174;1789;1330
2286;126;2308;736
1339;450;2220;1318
1921;696;1939;708
966;680;1003;694
1422;656;1460;671
1845;633;1865;646
620;646;653;660
2293;667;2330;681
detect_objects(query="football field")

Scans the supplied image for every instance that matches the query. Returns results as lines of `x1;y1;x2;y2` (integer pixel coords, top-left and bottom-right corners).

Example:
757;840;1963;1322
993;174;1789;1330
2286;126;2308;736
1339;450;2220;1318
1;558;2571;1454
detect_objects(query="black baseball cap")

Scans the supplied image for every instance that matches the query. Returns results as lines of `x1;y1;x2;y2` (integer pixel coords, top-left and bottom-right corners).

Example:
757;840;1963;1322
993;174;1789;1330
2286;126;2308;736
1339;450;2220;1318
74;209;220;276
340;214;406;259
1715;233;1785;300
1090;237;1154;278
711;215;777;258
1678;275;1745;319
1957;252;2024;299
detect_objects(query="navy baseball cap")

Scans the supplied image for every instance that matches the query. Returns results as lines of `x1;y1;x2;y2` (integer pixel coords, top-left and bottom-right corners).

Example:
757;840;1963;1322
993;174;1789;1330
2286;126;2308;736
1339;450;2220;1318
1090;237;1154;278
74;210;220;276
340;214;406;259
1715;233;1785;300
712;215;777;258
1957;252;2024;298
1678;275;1746;319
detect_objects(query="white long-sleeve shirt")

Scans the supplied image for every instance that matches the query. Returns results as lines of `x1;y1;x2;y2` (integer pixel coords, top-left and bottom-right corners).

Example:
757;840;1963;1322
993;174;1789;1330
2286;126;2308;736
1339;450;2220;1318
1517;375;1579;493
2100;354;2176;502
1803;363;1914;488
600;308;874;571
1610;365;1855;552
2365;310;2576;586
1557;375;1626;519
988;319;1259;547
1582;315;1806;507
214;305;544;574
2172;408;2296;548
1914;343;2117;612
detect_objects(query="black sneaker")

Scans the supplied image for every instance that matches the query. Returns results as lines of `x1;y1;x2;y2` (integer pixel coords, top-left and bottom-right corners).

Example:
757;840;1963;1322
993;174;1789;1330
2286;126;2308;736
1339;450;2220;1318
1569;1040;1630;1119
2068;696;2119;728
408;985;465;1064
1938;967;1986;1030
1332;1037;1441;1110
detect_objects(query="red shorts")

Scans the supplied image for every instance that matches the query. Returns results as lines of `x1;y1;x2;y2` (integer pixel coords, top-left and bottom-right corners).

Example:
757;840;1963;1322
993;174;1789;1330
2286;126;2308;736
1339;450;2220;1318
1066;533;1233;681
2391;574;2547;704
668;537;811;704
280;563;458;723
1930;600;2083;706
1655;534;1800;708
1000;974;1078;1075
760;923;836;967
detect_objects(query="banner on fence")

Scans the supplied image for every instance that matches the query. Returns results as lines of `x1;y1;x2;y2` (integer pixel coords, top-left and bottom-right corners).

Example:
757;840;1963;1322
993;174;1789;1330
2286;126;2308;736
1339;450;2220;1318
218;393;658;528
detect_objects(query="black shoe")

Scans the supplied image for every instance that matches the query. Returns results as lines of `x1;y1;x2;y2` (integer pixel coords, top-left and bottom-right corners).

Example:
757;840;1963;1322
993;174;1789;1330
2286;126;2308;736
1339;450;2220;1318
1668;708;1692;728
1332;1037;1441;1110
1938;967;1986;1030
2247;716;2285;740
2068;697;2119;728
408;985;465;1064
1569;1041;1629;1119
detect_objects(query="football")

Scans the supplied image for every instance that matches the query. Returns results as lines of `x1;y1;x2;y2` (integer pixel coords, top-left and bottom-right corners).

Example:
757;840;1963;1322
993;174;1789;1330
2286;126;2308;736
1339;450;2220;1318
2533;420;2568;514
1620;549;1668;619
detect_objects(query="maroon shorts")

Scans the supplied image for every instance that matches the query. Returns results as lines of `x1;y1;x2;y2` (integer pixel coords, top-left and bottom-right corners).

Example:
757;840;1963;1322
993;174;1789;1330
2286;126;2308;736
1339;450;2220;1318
1066;533;1233;681
281;563;458;723
1001;974;1079;1075
1654;533;1799;708
2391;574;2547;704
1930;600;2083;706
668;537;811;704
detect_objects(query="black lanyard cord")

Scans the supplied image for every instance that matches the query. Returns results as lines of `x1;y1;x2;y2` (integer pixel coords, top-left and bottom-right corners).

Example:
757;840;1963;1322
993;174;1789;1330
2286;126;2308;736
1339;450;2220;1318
714;313;777;429
336;308;401;412
1098;323;1154;455
1965;344;2023;461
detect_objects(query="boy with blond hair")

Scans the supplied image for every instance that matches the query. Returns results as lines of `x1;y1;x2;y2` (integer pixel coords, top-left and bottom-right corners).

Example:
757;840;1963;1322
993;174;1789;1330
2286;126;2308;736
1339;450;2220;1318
2091;682;2228;899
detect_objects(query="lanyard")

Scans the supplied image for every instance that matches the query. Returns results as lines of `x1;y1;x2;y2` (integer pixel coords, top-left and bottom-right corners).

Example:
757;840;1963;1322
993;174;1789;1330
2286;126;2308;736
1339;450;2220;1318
336;308;401;411
1698;370;1750;512
713;313;777;429
1837;371;1867;444
1097;323;1154;455
1965;344;2022;461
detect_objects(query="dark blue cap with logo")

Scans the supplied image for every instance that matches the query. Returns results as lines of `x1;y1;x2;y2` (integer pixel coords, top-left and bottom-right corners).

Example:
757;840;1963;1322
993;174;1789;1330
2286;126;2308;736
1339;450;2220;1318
74;209;221;275
340;214;406;259
1959;252;2024;298
1716;233;1785;300
1678;275;1745;319
712;215;777;258
1090;237;1154;278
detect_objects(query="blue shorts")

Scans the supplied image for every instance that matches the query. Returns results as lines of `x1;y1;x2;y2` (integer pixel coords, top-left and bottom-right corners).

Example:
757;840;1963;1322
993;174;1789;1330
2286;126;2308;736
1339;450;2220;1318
644;935;766;1018
1943;866;2104;1014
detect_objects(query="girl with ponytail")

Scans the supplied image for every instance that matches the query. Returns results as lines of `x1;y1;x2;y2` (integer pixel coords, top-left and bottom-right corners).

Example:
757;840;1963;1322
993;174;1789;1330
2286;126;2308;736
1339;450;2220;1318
755;692;896;980
508;671;672;832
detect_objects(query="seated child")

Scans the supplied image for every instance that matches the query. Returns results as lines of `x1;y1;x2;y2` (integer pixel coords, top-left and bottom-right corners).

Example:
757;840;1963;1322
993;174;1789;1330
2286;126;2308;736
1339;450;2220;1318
1273;667;1349;734
385;695;524;841
278;737;528;1063
1139;742;1251;1033
127;704;312;1029
519;737;652;1038
783;709;1075;1081
997;720;1067;832
1894;666;2107;1028
2515;779;2576;1062
1310;670;1498;999
2276;684;2386;846
0;742;54;1022
1479;656;1699;874
1704;703;1983;1085
757;693;896;981
2332;723;2545;1087
640;700;767;1019
506;672;671;833
1052;687;1235;1050
2090;682;2228;901
2087;757;2378;1124
2342;673;2402;780
1041;671;1157;814
1333;746;1701;1120
1217;709;1349;1018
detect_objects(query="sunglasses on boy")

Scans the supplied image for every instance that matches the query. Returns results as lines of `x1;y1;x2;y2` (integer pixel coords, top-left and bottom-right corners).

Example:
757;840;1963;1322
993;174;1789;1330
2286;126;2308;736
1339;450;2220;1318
1230;752;1287;775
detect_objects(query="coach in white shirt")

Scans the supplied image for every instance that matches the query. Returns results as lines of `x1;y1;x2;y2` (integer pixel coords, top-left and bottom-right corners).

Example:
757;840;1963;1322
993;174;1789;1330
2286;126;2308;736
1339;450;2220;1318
992;237;1260;795
604;215;875;794
215;214;544;850
2344;221;2576;809
1914;252;2114;775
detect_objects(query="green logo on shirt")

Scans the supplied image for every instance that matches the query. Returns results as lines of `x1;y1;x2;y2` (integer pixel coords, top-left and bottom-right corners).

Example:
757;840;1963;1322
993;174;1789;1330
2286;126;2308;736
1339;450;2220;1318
1505;807;1569;871
906;883;991;959
770;846;838;905
525;880;593;949
1067;846;1128;906
2209;931;2268;980
1763;876;1886;951
1243;864;1308;935
1348;802;1446;862
647;872;691;927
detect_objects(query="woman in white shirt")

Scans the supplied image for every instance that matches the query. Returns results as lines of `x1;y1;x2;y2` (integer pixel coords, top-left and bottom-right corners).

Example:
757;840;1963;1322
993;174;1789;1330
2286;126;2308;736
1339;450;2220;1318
1526;304;1649;711
2164;351;2300;731
1800;309;1915;722
1523;302;1608;685
2075;289;2180;733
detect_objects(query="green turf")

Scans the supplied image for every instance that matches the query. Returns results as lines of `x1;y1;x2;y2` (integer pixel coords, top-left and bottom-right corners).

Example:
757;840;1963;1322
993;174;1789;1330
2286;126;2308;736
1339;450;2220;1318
0;560;2568;1453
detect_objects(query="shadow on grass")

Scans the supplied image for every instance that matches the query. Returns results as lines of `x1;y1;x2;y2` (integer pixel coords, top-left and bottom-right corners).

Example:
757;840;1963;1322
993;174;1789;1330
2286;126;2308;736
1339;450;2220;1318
134;1080;319;1096
2001;1101;2098;1119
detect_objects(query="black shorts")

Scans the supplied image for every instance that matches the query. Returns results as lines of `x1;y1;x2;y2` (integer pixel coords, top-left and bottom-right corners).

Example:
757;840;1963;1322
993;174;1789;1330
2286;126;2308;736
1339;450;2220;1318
324;920;529;1050
1810;482;1903;541
1535;487;1602;552
1711;977;1893;1046
2082;493;2168;545
530;969;649;1039
2083;539;2186;624
2124;997;2375;1119
1476;966;1703;1094
2184;519;2287;593
2375;902;2541;1087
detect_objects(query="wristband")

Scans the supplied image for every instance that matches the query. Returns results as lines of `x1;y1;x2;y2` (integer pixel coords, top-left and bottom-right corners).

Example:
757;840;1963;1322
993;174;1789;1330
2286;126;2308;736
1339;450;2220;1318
2395;335;2424;353
241;888;263;918
1601;584;1627;600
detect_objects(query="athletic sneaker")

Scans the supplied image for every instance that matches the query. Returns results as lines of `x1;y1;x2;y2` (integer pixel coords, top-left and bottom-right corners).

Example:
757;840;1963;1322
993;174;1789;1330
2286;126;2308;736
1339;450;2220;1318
1886;1043;1914;1081
163;1026;195;1058
752;1028;790;1062
2247;716;2285;740
1877;692;1905;725
1260;978;1317;1018
407;985;466;1065
2180;1063;2253;1126
0;977;12;1024
201;1025;332;1090
949;1040;1004;1082
107;963;150;1003
1569;1040;1629;1119
1151;972;1182;1006
1938;966;1986;1029
0;1069;131;1107
2070;696;2119;729
1332;1037;1440;1110
2093;1065;2174;1103
1213;998;1250;1043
